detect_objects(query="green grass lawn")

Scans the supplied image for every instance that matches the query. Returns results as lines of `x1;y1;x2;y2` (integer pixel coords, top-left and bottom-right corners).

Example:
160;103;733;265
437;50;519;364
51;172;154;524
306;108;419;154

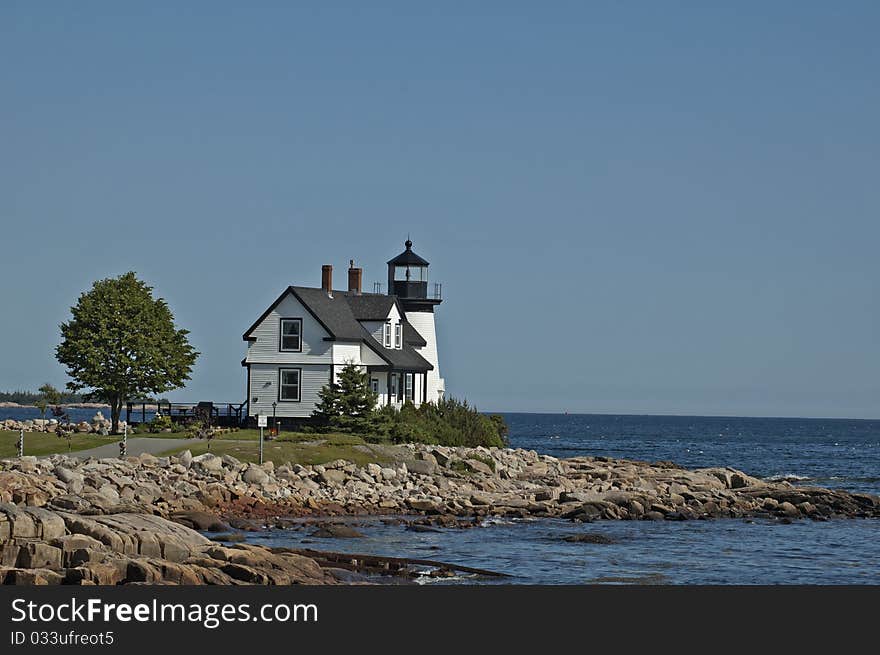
0;430;112;458
130;428;278;441
158;433;393;467
132;428;374;444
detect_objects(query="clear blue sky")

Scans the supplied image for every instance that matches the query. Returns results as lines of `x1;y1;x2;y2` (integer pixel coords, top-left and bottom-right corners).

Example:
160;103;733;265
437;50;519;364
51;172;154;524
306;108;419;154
2;2;878;418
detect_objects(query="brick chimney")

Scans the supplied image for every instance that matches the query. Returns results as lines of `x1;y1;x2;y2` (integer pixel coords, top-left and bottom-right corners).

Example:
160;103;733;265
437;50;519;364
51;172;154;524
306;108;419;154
348;260;362;295
321;264;333;296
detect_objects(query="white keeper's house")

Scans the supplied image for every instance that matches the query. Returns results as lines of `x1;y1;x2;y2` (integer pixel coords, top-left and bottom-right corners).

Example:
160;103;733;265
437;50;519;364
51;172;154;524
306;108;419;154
242;239;444;426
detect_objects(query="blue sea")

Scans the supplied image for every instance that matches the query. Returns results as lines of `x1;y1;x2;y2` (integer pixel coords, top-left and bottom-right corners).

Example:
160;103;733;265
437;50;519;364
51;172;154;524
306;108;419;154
1;406;121;425
251;413;880;585
4;408;879;583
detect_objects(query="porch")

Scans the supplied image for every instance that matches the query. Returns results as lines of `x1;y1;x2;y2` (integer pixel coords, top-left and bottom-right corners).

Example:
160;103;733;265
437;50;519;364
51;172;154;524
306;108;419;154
367;367;429;407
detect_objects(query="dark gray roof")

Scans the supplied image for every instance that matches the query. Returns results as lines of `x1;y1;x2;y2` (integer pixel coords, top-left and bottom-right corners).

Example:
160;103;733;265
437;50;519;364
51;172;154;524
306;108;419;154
387;239;429;266
403;321;427;347
344;294;396;321
289;287;366;340
243;286;432;371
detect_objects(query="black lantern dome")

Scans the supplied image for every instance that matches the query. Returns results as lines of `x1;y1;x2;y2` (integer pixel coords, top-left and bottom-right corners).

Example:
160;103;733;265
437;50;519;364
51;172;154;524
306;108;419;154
386;239;441;311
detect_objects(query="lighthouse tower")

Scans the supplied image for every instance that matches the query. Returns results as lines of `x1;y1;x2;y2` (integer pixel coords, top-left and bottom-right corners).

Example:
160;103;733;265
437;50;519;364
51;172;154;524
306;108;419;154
387;239;444;402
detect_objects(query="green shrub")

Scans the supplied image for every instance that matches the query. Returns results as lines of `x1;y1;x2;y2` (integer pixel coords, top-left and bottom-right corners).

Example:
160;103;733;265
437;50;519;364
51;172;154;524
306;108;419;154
372;397;507;448
148;414;173;433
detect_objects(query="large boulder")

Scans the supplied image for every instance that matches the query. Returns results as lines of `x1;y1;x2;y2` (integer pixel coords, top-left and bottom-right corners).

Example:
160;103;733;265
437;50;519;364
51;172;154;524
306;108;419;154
178;450;193;469
319;469;347;486
172;511;230;533
60;512;211;562
462;458;494;476
192;453;223;472
242;466;270;485
405;459;436;476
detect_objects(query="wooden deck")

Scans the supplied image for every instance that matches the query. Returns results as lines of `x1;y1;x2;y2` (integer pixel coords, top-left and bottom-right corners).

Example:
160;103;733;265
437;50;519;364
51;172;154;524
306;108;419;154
125;400;247;427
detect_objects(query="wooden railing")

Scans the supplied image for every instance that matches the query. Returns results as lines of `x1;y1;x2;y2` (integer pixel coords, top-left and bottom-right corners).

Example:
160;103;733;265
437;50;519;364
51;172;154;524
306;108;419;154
125;401;247;427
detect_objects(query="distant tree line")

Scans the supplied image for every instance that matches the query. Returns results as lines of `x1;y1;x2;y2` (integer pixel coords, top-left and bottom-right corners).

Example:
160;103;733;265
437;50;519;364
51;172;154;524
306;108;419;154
0;389;170;405
0;389;84;405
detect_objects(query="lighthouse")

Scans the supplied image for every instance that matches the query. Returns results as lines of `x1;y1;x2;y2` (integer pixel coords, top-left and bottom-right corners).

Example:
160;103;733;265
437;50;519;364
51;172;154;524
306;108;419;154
387;239;445;402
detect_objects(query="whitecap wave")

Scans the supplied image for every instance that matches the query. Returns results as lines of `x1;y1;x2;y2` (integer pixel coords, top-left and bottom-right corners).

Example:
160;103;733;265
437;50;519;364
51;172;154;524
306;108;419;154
764;473;812;483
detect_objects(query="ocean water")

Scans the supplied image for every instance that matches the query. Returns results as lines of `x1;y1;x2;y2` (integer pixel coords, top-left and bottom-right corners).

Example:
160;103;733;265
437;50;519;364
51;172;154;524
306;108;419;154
502;413;880;496
253;413;880;585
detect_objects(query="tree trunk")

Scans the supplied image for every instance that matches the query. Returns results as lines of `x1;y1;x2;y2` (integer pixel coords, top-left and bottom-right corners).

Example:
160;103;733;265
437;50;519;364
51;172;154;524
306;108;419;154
110;396;122;435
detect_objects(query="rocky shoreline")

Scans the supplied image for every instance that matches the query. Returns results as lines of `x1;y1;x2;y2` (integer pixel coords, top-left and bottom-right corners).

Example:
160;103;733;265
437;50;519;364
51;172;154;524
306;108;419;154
3;411;124;435
2;444;878;585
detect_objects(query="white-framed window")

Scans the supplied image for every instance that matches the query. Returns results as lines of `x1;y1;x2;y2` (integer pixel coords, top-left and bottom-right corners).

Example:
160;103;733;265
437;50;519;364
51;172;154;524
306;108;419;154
279;319;302;352
394;323;402;349
405;373;413;401
390;373;398;397
371;378;379;394
383;322;392;348
279;368;301;402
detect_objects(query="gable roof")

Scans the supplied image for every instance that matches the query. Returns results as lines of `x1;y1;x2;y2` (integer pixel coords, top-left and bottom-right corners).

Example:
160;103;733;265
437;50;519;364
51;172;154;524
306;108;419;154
243;286;432;371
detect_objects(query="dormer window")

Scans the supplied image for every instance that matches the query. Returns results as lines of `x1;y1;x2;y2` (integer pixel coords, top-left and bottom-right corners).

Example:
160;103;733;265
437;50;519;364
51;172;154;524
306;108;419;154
394;323;402;349
383;322;392;348
280;318;302;352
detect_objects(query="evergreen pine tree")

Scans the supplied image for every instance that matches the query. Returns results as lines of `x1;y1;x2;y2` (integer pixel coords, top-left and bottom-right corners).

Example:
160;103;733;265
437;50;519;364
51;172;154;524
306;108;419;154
312;381;342;427
312;362;377;433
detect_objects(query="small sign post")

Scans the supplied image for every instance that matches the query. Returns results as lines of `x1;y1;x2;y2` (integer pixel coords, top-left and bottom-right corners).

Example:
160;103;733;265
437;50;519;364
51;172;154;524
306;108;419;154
257;415;267;465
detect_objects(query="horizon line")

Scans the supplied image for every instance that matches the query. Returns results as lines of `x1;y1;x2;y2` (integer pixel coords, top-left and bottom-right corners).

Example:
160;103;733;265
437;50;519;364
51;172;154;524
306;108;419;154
482;409;880;422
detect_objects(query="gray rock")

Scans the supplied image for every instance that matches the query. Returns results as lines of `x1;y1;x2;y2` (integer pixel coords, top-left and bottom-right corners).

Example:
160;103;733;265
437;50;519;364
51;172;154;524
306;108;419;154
178;450;193;469
54;467;82;485
405;459;436;476
172;511;230;532
242;466;269;485
96;483;120;503
470;494;492;506
463;458;494;476
319;469;347;486
309;524;365;538
192;453;223;471
406;498;442;513
16;542;63;569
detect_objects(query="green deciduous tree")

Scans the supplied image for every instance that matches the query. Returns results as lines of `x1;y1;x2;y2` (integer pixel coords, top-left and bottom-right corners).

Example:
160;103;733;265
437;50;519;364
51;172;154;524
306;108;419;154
312;362;378;433
35;383;61;422
55;272;199;434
